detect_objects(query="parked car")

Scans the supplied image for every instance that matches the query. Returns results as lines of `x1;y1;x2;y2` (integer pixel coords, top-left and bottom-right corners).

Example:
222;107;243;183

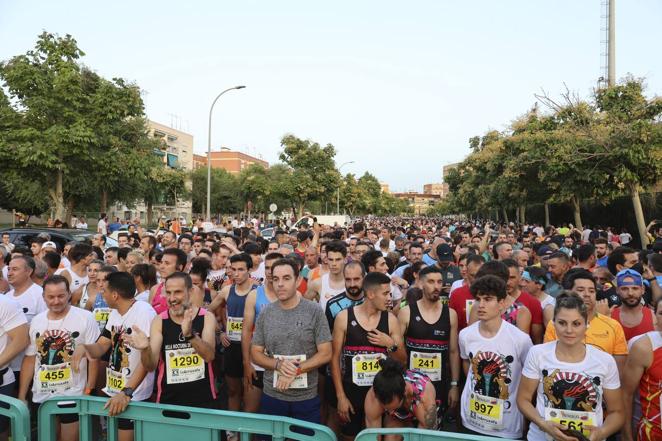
0;228;97;252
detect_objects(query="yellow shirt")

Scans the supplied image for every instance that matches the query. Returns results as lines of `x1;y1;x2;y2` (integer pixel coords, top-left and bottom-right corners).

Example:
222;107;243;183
543;313;628;356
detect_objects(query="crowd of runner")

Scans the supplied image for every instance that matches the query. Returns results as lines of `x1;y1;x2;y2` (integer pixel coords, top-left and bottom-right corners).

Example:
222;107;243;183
0;216;661;441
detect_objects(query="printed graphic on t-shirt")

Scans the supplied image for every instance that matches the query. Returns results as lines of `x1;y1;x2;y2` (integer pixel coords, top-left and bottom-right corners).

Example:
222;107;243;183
467;350;514;430
109;325;131;373
542;369;600;412
35;330;78;392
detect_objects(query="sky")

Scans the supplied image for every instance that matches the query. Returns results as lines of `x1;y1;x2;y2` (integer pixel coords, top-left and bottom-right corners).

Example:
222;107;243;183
1;0;660;192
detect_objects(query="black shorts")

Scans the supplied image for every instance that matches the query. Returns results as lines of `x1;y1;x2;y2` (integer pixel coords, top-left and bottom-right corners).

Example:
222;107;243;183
224;343;243;378
339;382;370;437
251;370;264;389
118;417;134;430
324;374;337;409
33;402;80;425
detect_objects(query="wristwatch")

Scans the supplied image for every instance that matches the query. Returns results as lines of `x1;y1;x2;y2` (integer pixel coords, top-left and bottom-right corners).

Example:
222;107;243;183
184;333;196;341
387;344;398;353
122;387;134;398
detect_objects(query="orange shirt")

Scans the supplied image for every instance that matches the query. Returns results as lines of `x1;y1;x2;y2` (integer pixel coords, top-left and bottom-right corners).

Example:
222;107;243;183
543;313;628;356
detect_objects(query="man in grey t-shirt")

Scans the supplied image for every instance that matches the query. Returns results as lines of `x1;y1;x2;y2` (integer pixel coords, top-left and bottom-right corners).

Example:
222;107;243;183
251;258;332;424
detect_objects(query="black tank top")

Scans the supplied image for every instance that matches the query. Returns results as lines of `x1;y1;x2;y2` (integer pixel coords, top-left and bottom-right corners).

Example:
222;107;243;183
156;309;216;405
404;300;451;388
342;306;389;384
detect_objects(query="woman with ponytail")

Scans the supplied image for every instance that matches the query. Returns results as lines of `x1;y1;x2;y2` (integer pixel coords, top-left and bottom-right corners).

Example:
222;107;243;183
364;358;438;436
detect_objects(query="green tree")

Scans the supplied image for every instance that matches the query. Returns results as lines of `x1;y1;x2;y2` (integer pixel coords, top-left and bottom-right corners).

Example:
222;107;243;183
278;134;340;217
190;168;241;219
0;32;157;222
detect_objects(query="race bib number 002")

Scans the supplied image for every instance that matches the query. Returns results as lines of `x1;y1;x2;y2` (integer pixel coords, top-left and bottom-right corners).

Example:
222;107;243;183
409;351;441;381
352;353;385;386
544;407;596;440
38;362;73;393
166;347;204;384
468;392;504;430
273;354;307;389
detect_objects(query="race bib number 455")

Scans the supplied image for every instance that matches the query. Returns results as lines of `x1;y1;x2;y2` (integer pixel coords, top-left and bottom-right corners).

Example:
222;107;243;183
38;363;73;393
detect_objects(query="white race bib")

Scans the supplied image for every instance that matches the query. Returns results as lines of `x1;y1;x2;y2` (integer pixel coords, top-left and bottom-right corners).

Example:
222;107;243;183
94;308;111;328
273;354;307;389
226;316;243;342
38;362;73;393
105;368;126;394
544;407;596;441
409;351;441;381
468;392;504;430
166;347;205;384
352;353;385;386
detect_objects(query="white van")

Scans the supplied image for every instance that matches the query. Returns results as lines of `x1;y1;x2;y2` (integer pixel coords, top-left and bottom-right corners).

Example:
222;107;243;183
293;215;351;230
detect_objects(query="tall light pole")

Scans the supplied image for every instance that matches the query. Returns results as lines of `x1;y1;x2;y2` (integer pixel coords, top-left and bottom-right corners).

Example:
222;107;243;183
206;85;246;222
337;161;354;214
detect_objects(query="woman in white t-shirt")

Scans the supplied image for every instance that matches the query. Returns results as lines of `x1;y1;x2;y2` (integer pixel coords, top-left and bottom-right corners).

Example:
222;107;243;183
516;292;624;441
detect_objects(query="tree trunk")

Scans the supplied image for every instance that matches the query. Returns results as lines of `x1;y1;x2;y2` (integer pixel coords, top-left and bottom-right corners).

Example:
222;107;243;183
100;190;108;215
571;196;583;230
64;198;75;226
49;169;66;221
297;201;305;219
495;209;500;222
520;205;526;225
515;207;520;224
629;184;649;249
147;201;154;228
502;208;509;224
544;202;550;227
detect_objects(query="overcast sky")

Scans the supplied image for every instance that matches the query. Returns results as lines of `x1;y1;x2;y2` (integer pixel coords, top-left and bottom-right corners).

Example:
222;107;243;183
1;1;660;192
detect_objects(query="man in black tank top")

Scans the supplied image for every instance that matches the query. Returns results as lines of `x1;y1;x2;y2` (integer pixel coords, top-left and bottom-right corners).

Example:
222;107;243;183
398;266;460;422
125;272;217;407
331;272;406;440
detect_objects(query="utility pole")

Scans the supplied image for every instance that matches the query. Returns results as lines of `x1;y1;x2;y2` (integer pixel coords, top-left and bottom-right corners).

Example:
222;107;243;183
608;0;615;86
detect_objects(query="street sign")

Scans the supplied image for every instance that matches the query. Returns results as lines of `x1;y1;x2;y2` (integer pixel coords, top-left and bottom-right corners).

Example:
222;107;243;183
269;203;277;213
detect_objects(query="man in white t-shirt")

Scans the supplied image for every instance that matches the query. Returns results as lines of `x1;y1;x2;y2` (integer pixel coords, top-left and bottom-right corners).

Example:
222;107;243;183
0;294;28;438
18;275;99;441
72;272;156;439
459;274;533;439
7;255;47;377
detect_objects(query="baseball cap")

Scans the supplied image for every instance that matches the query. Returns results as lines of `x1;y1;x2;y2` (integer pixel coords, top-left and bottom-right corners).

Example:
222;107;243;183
616;269;643;287
42;241;58;250
537;245;554;258
436;244;454;262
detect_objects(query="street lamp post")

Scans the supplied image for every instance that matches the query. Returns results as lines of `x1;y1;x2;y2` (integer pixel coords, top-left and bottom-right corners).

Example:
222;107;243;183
337;161;355;214
206;85;246;222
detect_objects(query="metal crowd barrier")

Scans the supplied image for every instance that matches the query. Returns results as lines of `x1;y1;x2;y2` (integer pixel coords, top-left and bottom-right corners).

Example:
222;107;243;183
38;396;336;441
0;394;30;441
355;427;502;441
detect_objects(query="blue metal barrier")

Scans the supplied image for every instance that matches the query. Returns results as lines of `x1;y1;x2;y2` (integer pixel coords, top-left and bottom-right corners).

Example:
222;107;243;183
355;427;502;441
38;396;337;441
0;394;30;441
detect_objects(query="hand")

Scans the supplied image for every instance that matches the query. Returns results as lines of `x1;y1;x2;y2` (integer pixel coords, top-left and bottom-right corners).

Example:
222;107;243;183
275;374;295;391
391;276;408;289
367;329;394;348
447;385;459;409
336;394;355;423
124;325;149;351
595;299;611;316
540;421;577;441
586;425;604;441
220;332;231;348
181;307;195;337
71;345;88;373
104;393;131;416
243;363;257;390
277;359;299;377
